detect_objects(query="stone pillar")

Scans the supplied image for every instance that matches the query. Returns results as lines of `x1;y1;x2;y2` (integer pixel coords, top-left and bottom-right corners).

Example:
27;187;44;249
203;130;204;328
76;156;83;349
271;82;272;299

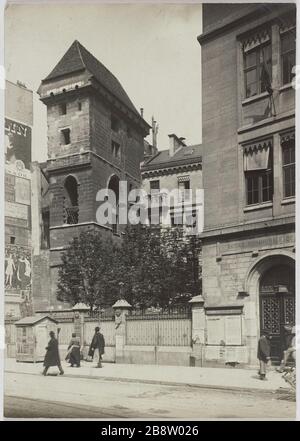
72;303;90;346
189;295;205;366
112;299;132;363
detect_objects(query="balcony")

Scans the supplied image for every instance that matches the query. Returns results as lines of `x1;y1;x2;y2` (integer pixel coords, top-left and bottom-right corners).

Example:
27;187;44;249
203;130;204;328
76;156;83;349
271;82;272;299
63;206;79;225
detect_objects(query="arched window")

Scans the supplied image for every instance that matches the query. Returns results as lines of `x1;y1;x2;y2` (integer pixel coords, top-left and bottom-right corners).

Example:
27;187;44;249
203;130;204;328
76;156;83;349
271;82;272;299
63;176;79;224
107;175;120;233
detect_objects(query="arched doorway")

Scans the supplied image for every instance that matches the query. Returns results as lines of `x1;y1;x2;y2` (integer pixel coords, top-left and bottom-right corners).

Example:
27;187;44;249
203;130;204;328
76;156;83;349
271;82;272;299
259;264;295;363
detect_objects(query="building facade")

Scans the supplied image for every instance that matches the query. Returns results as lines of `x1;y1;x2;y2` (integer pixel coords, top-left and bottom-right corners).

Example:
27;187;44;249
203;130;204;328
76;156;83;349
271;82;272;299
141;134;203;236
198;4;295;366
5;80;33;318
36;40;150;307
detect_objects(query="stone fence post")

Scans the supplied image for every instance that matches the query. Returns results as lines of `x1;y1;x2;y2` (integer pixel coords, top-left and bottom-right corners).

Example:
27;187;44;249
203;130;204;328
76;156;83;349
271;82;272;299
72;303;90;346
189;295;205;366
112;299;132;363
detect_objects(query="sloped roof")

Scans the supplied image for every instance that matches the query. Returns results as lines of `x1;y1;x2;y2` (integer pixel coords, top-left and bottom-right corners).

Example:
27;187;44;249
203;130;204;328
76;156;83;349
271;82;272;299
142;144;202;171
15;315;58;326
42;40;139;116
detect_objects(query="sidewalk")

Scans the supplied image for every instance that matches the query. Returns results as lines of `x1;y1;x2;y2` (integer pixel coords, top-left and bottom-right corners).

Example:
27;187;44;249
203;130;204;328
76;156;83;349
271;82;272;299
5;358;291;395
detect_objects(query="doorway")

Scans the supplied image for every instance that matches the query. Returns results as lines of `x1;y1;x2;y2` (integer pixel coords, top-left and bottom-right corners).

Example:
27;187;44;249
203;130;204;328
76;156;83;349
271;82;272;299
259;264;295;363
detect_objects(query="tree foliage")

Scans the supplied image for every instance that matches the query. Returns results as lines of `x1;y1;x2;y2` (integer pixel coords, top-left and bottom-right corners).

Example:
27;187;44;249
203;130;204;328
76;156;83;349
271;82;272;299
56;226;201;310
56;230;117;312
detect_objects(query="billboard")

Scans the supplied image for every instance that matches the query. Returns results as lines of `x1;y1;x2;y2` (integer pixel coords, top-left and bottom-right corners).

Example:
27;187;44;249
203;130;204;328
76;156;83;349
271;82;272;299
5;245;32;291
5;118;32;170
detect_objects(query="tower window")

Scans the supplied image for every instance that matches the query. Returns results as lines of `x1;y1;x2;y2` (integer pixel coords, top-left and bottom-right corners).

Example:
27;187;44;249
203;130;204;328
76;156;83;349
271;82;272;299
59;103;67;115
60;128;71;145
63;176;79;224
78;102;82;111
111;141;121;160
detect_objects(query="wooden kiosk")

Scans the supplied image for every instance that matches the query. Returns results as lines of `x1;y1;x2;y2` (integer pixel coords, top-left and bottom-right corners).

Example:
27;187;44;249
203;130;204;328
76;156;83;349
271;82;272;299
15;315;58;362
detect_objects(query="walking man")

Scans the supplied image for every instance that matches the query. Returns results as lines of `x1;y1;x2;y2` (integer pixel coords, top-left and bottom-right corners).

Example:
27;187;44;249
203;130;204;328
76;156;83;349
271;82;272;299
43;331;64;376
257;330;272;380
90;326;105;368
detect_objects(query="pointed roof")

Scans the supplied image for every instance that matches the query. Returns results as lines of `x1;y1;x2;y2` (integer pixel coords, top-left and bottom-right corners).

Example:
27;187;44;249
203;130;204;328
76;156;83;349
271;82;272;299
42;40;140;116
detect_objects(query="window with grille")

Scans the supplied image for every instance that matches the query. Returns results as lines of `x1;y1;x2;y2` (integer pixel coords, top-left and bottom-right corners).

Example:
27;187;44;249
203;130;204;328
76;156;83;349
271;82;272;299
281;30;296;85
281;135;295;198
243;30;272;98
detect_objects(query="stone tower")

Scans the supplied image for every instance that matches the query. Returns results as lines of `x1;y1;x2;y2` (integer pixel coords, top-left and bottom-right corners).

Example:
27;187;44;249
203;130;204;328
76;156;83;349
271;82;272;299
38;40;150;305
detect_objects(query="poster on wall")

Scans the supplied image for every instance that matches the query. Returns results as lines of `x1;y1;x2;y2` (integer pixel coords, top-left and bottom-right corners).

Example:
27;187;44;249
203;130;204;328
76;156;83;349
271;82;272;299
5;245;32;291
5;118;32;170
15;176;31;205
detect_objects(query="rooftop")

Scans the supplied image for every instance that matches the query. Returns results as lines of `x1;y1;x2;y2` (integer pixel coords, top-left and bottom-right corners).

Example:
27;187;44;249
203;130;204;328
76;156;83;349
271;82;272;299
141;144;202;172
41;40;141;118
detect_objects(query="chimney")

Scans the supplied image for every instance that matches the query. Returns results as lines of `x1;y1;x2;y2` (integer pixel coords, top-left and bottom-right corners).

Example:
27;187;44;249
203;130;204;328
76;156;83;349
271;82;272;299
168;134;186;157
140;108;144;118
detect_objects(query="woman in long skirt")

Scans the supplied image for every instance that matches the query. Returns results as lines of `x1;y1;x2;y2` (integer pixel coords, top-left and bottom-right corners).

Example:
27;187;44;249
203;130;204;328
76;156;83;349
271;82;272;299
66;332;81;367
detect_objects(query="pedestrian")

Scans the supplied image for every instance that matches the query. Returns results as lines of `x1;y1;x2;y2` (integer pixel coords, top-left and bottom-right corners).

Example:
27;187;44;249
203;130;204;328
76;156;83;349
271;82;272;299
257;330;272;380
90;326;105;368
66;332;81;367
276;326;296;372
42;331;64;376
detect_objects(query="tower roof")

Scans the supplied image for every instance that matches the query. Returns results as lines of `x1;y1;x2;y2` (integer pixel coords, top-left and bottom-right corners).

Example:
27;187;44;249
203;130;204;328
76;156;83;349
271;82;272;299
42;40;140;117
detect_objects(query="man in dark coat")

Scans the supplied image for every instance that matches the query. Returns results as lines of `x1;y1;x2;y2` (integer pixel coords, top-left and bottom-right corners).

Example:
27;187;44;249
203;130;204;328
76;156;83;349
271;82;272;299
257;330;272;380
43;331;64;376
91;326;105;368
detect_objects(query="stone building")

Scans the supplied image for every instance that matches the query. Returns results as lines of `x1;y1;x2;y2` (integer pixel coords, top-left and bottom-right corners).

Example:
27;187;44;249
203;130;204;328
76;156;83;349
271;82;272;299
198;4;295;366
5;80;33;318
141;134;203;236
36;40;150;308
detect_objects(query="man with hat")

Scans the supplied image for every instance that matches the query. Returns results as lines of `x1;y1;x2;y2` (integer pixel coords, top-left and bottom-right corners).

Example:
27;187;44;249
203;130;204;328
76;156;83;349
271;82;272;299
90;326;105;368
257;330;272;380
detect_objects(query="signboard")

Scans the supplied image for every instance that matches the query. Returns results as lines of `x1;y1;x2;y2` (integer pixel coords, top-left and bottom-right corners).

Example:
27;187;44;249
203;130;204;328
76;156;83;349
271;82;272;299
5;202;28;220
5;245;31;291
5;118;31;171
15;177;31;205
225;315;242;345
206;317;225;345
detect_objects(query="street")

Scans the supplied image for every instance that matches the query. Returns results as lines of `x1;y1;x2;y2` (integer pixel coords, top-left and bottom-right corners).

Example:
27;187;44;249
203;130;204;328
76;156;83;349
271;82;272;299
4;372;295;419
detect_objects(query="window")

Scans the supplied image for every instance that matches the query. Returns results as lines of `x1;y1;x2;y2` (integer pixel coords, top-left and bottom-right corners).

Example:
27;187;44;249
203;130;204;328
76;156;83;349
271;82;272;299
111;141;121;160
41;210;50;249
244;140;273;205
178;176;190;201
150;180;160;193
111;115;120;132
243;35;272;98
282;135;295;198
10;236;15;244
59;103;67;115
63;176;79;224
281;31;296;85
60;128;71;145
78;102;82;111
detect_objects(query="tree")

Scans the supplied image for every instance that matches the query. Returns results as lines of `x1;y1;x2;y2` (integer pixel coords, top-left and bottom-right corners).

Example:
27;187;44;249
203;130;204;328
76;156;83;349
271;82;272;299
112;225;202;309
56;230;117;312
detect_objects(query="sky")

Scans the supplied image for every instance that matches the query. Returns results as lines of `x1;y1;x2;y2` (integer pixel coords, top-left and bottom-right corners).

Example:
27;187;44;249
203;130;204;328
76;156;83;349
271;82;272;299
5;2;202;162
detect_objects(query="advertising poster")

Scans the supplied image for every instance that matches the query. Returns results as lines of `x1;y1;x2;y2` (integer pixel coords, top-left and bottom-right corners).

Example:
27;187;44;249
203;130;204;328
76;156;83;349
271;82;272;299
5;245;32;291
5;118;32;170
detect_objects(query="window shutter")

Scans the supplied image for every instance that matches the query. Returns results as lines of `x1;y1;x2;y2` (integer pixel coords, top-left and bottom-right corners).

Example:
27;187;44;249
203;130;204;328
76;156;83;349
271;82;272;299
243;139;272;171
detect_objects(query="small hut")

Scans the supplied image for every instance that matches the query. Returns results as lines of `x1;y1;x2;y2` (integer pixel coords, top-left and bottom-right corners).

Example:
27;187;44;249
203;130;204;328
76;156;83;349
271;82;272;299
15;315;58;362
